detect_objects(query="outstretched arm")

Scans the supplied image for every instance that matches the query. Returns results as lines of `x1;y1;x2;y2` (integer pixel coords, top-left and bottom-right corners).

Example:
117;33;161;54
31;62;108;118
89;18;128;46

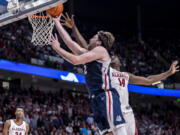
61;13;89;49
3;120;10;135
50;34;105;65
53;17;87;55
129;61;179;85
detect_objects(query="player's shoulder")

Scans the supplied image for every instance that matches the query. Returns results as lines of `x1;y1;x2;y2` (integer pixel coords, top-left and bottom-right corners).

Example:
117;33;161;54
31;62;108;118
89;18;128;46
121;71;130;77
110;67;119;73
110;68;129;75
110;67;116;72
4;119;11;126
5;119;11;123
91;46;110;61
92;46;107;52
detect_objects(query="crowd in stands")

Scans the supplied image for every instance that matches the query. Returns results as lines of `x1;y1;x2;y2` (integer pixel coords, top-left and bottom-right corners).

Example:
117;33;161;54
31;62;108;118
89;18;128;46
0;86;99;135
0;3;180;135
0;87;179;135
0;19;179;77
134;99;180;135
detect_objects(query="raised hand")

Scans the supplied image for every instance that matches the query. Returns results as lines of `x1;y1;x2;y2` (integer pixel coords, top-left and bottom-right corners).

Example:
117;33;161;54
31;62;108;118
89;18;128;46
60;12;75;29
49;33;61;49
168;61;179;75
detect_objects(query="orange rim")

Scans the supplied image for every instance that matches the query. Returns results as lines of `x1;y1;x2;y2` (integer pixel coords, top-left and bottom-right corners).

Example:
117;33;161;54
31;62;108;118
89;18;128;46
29;15;50;18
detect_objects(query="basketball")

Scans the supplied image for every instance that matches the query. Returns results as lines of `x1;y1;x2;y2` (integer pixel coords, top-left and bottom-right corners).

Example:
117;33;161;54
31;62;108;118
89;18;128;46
46;4;64;17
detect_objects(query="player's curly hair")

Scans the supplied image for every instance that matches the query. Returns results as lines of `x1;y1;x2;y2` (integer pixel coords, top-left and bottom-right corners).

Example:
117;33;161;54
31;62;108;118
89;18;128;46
98;31;115;51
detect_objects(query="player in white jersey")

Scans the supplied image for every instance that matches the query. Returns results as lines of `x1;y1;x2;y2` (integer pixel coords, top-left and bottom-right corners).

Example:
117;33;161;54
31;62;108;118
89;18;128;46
59;13;179;135
110;67;136;135
3;107;29;135
110;56;179;135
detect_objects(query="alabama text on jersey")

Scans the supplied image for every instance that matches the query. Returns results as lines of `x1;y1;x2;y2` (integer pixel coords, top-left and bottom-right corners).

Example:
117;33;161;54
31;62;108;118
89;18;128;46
9;120;26;135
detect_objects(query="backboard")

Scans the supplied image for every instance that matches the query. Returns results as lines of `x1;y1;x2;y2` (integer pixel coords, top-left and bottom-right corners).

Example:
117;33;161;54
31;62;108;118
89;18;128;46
0;0;67;27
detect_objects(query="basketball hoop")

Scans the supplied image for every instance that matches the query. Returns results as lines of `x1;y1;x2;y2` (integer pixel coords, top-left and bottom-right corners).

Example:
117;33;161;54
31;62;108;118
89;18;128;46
28;12;54;46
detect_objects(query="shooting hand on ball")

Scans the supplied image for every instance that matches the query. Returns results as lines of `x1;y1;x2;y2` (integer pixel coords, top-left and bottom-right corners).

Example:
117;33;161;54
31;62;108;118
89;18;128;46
51;14;64;23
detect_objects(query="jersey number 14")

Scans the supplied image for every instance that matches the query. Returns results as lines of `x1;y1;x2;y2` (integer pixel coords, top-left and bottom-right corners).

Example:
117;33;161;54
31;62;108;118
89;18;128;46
15;132;22;135
118;78;125;87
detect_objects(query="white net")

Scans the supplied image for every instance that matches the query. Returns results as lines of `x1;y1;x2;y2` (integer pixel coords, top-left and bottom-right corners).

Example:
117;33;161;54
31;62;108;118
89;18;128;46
28;12;54;46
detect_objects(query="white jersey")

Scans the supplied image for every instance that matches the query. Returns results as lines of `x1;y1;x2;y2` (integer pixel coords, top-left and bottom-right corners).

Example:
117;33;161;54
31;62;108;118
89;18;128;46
9;120;26;135
110;67;133;113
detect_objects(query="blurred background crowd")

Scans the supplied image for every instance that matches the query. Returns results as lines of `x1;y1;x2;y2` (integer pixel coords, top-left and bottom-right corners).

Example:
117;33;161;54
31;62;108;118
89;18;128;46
0;19;179;78
0;0;180;134
0;87;179;135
